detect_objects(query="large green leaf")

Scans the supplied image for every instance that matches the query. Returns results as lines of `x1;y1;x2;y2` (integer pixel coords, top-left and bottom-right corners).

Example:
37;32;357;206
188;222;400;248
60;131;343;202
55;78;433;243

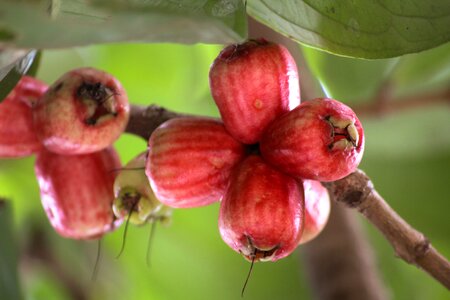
0;0;246;49
247;0;450;58
0;200;22;300
301;45;398;103
392;42;450;96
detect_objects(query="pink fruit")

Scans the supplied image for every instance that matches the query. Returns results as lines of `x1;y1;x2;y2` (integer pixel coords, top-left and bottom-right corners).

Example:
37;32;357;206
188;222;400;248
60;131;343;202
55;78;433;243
219;155;305;262
146;117;247;208
260;98;364;182
0;76;47;157
33;67;129;155
35;147;122;239
299;180;331;244
209;39;300;144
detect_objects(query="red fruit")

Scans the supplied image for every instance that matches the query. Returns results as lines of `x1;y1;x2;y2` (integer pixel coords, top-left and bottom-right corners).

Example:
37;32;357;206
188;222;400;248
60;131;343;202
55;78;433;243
299;180;331;244
209;39;300;144
219;155;305;262
146;117;247;208
33;68;129;155
0;76;47;157
260;98;364;182
35;147;122;239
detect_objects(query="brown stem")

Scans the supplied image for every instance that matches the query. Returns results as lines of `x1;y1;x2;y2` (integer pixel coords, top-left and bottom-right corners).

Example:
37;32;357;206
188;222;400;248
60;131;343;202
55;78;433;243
353;88;450;117
125;104;188;139
302;203;389;300
324;169;450;289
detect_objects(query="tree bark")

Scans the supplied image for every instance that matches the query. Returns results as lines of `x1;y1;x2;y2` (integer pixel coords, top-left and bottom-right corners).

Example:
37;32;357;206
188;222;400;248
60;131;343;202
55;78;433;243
302;203;389;300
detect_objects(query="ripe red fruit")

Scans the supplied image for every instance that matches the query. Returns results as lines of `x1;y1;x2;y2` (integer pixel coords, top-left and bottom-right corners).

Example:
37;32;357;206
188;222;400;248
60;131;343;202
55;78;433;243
299;180;331;244
219;155;305;262
209;39;300;144
33;68;130;155
146;117;247;208
35;147;122;239
0;76;47;157
260;98;364;182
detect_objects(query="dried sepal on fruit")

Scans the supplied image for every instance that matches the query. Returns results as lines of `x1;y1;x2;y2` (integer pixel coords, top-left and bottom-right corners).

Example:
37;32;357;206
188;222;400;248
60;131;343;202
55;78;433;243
33;67;129;155
261;98;364;182
219;155;305;262
146;117;247;208
209;38;300;144
35;147;122;239
0;76;47;157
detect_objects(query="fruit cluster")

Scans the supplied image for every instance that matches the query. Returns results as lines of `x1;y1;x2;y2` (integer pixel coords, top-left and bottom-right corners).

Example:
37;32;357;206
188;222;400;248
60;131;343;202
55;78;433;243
146;39;364;262
0;69;169;241
1;38;364;265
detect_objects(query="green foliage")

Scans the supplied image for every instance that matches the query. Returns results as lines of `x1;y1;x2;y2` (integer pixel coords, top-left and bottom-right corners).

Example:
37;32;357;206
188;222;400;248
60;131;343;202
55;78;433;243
0;0;247;48
247;0;450;58
0;201;22;300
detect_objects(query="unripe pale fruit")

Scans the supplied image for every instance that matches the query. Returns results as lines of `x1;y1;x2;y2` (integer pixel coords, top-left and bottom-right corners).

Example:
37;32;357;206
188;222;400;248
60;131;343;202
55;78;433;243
209;39;300;144
33;67;130;155
0;76;47;157
299;180;331;244
35;147;122;239
260;98;364;182
146;117;247;208
219;155;305;262
113;152;167;225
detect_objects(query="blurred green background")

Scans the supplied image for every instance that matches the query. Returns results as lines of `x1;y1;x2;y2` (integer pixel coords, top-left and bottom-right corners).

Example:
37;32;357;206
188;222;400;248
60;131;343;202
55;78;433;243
0;40;449;300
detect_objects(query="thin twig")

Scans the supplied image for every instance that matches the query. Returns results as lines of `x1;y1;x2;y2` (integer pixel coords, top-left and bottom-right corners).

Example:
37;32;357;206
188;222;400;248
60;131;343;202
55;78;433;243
324;169;450;289
353;88;450;117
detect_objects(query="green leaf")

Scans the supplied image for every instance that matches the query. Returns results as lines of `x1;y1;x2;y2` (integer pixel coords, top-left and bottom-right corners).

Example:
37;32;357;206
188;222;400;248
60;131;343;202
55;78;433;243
0;0;247;49
0;200;22;300
0;50;39;103
247;0;450;58
301;45;398;103
391;42;450;95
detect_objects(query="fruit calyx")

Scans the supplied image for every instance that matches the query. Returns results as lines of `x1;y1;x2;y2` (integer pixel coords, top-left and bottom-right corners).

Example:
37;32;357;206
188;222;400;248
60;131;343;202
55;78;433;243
325;115;359;150
240;235;280;262
76;81;118;126
218;38;269;61
113;187;155;225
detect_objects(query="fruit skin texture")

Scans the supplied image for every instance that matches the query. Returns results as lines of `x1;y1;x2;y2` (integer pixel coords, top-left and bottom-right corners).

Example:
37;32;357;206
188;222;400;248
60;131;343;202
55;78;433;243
33;67;130;155
299;180;331;244
113;152;167;225
0;76;47;157
35;147;122;239
219;155;305;262
260;98;364;182
146;117;247;208
209;39;300;144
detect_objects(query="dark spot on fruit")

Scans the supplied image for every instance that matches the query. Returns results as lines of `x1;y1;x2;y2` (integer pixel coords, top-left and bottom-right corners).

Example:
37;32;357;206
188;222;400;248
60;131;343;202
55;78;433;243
246;143;260;155
219;39;269;61
54;82;63;92
85;118;96;126
122;191;141;212
77;82;110;102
